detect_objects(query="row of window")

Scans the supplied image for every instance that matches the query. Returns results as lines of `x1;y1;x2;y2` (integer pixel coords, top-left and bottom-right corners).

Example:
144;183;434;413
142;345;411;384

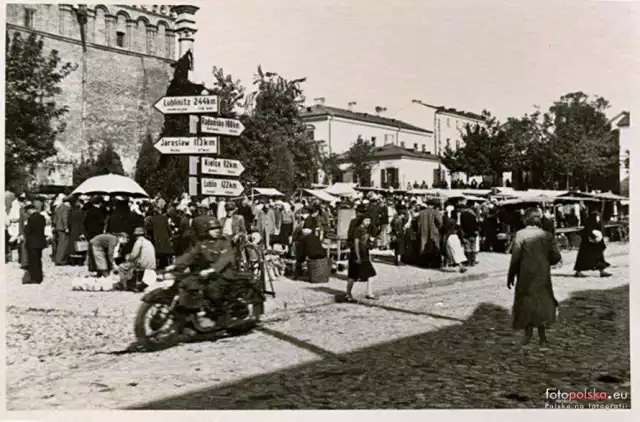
22;7;171;55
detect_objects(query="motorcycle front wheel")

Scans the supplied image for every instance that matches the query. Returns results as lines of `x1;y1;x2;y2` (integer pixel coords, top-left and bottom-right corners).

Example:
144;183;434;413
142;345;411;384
134;301;182;351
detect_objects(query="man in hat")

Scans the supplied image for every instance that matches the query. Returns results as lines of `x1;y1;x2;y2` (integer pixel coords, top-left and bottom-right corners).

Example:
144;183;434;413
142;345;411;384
23;203;47;284
53;196;72;265
116;227;156;291
89;232;130;277
219;201;247;242
83;196;106;241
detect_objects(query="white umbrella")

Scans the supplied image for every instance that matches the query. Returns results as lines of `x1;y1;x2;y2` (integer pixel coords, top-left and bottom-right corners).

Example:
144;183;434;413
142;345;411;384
71;174;149;198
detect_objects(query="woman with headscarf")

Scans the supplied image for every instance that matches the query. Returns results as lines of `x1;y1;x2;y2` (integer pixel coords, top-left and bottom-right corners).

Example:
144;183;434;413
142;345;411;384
508;208;562;346
65;197;86;265
345;211;377;302
279;201;295;252
573;211;611;278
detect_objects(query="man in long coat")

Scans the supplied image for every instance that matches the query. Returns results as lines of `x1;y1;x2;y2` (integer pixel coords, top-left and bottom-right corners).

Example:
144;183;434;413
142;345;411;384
53;196;71;265
147;205;174;270
24;203;47;284
417;202;442;268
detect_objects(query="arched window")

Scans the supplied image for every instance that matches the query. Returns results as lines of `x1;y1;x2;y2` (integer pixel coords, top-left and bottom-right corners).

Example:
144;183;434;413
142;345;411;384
115;13;128;48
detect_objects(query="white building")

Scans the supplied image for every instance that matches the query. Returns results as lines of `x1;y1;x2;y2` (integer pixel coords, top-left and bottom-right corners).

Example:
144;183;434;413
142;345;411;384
335;143;450;189
433;107;486;156
300;101;435;156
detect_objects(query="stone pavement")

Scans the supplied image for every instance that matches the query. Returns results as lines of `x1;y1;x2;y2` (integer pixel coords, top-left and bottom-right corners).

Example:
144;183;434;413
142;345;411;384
263;242;629;316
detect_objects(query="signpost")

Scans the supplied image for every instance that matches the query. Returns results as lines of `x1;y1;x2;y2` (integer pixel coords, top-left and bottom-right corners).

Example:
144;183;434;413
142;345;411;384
153;95;219;114
200;116;246;136
189;157;245;177
154;137;219;155
189;177;244;197
153;68;245;198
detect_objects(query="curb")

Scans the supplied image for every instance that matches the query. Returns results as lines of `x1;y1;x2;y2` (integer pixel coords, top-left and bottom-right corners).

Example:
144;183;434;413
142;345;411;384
261;251;629;323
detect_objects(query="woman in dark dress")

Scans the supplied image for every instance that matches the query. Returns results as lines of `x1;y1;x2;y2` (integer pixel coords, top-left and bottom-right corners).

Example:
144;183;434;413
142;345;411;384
146;205;174;269
345;214;377;302
390;206;409;266
574;211;611;278
65;199;86;265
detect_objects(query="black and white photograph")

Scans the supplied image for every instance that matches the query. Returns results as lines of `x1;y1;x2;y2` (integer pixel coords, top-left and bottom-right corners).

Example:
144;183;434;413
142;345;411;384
2;0;637;418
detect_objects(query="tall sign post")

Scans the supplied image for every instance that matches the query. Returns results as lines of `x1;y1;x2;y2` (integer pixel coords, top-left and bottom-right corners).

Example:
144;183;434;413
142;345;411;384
153;50;247;200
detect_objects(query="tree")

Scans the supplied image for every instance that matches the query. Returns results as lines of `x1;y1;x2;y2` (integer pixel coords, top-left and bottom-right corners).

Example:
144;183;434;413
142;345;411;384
441;145;468;174
347;136;375;187
5;31;76;192
134;133;160;196
240;66;322;192
73;140;125;185
542;92;618;191
457;111;514;186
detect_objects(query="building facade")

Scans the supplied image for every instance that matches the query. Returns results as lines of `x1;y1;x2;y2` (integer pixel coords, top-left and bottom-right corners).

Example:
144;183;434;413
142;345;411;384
336;144;449;189
300;103;435;156
433;107;485;156
6;4;199;177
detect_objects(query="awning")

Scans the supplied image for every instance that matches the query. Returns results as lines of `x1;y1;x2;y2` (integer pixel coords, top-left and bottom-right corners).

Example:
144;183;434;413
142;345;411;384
250;188;285;197
325;183;358;197
302;188;339;203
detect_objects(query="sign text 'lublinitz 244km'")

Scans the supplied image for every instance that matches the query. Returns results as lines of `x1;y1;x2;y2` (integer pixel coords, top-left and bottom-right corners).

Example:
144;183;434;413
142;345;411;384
153;95;219;115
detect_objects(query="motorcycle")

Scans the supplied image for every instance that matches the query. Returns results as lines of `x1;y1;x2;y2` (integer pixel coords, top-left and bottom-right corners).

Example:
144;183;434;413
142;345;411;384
133;264;274;351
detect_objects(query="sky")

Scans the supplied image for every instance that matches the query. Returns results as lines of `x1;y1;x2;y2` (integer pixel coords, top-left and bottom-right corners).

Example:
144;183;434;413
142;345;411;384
190;0;639;136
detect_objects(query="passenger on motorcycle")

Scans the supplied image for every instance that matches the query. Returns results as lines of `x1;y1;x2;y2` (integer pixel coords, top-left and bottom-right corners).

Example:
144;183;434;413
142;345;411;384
166;217;236;323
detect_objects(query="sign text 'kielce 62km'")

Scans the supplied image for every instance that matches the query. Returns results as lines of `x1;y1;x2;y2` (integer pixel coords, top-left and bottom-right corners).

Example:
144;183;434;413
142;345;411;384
153;95;219;115
189;157;245;177
154;137;219;154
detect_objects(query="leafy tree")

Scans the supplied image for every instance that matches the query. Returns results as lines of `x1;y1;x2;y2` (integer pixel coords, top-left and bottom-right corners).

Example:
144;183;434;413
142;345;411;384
5;31;76;192
441;145;468;174
134;133;160;196
241;66;322;192
73;140;125;185
347;136;375;187
457;112;514;186
542;92;618;191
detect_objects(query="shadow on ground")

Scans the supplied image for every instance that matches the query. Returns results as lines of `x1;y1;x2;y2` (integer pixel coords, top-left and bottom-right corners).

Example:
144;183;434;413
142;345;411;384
127;285;630;410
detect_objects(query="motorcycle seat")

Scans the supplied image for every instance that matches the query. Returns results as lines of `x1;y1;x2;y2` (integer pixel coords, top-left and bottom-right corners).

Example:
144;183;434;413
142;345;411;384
221;269;254;281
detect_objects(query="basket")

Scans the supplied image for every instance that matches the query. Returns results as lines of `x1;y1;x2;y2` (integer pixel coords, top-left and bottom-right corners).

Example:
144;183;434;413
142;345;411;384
74;240;89;252
307;258;330;284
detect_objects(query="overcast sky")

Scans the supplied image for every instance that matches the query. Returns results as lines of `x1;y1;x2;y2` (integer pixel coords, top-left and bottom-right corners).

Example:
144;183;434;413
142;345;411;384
191;0;638;133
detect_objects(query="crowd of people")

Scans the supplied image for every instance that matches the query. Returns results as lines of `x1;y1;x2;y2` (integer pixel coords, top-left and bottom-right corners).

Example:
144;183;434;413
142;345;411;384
4;189;615;301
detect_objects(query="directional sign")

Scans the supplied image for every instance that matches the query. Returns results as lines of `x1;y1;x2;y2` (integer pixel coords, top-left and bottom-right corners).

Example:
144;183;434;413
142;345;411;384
153;95;219;114
200;116;246;136
189;157;245;177
190;177;244;196
154;137;219;155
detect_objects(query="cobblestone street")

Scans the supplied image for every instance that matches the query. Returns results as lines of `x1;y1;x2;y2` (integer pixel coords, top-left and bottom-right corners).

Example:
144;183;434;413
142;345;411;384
4;246;630;410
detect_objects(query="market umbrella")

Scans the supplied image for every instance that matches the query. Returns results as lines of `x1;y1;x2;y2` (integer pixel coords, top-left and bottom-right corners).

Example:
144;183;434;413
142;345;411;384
71;174;149;198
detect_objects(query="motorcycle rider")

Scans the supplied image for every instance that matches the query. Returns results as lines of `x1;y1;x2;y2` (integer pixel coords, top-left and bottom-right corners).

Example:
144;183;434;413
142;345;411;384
165;216;236;325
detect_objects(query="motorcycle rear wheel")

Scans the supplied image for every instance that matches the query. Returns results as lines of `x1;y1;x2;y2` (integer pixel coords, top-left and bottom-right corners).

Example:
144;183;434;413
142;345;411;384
134;301;182;351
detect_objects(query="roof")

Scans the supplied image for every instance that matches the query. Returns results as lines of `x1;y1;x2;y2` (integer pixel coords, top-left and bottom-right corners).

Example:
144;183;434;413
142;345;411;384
301;188;339;203
435;107;485;121
301;105;433;134
250;188;285;197
336;143;441;163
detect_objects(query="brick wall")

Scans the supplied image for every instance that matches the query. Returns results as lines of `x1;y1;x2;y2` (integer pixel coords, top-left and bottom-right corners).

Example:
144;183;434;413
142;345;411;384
9;26;174;174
